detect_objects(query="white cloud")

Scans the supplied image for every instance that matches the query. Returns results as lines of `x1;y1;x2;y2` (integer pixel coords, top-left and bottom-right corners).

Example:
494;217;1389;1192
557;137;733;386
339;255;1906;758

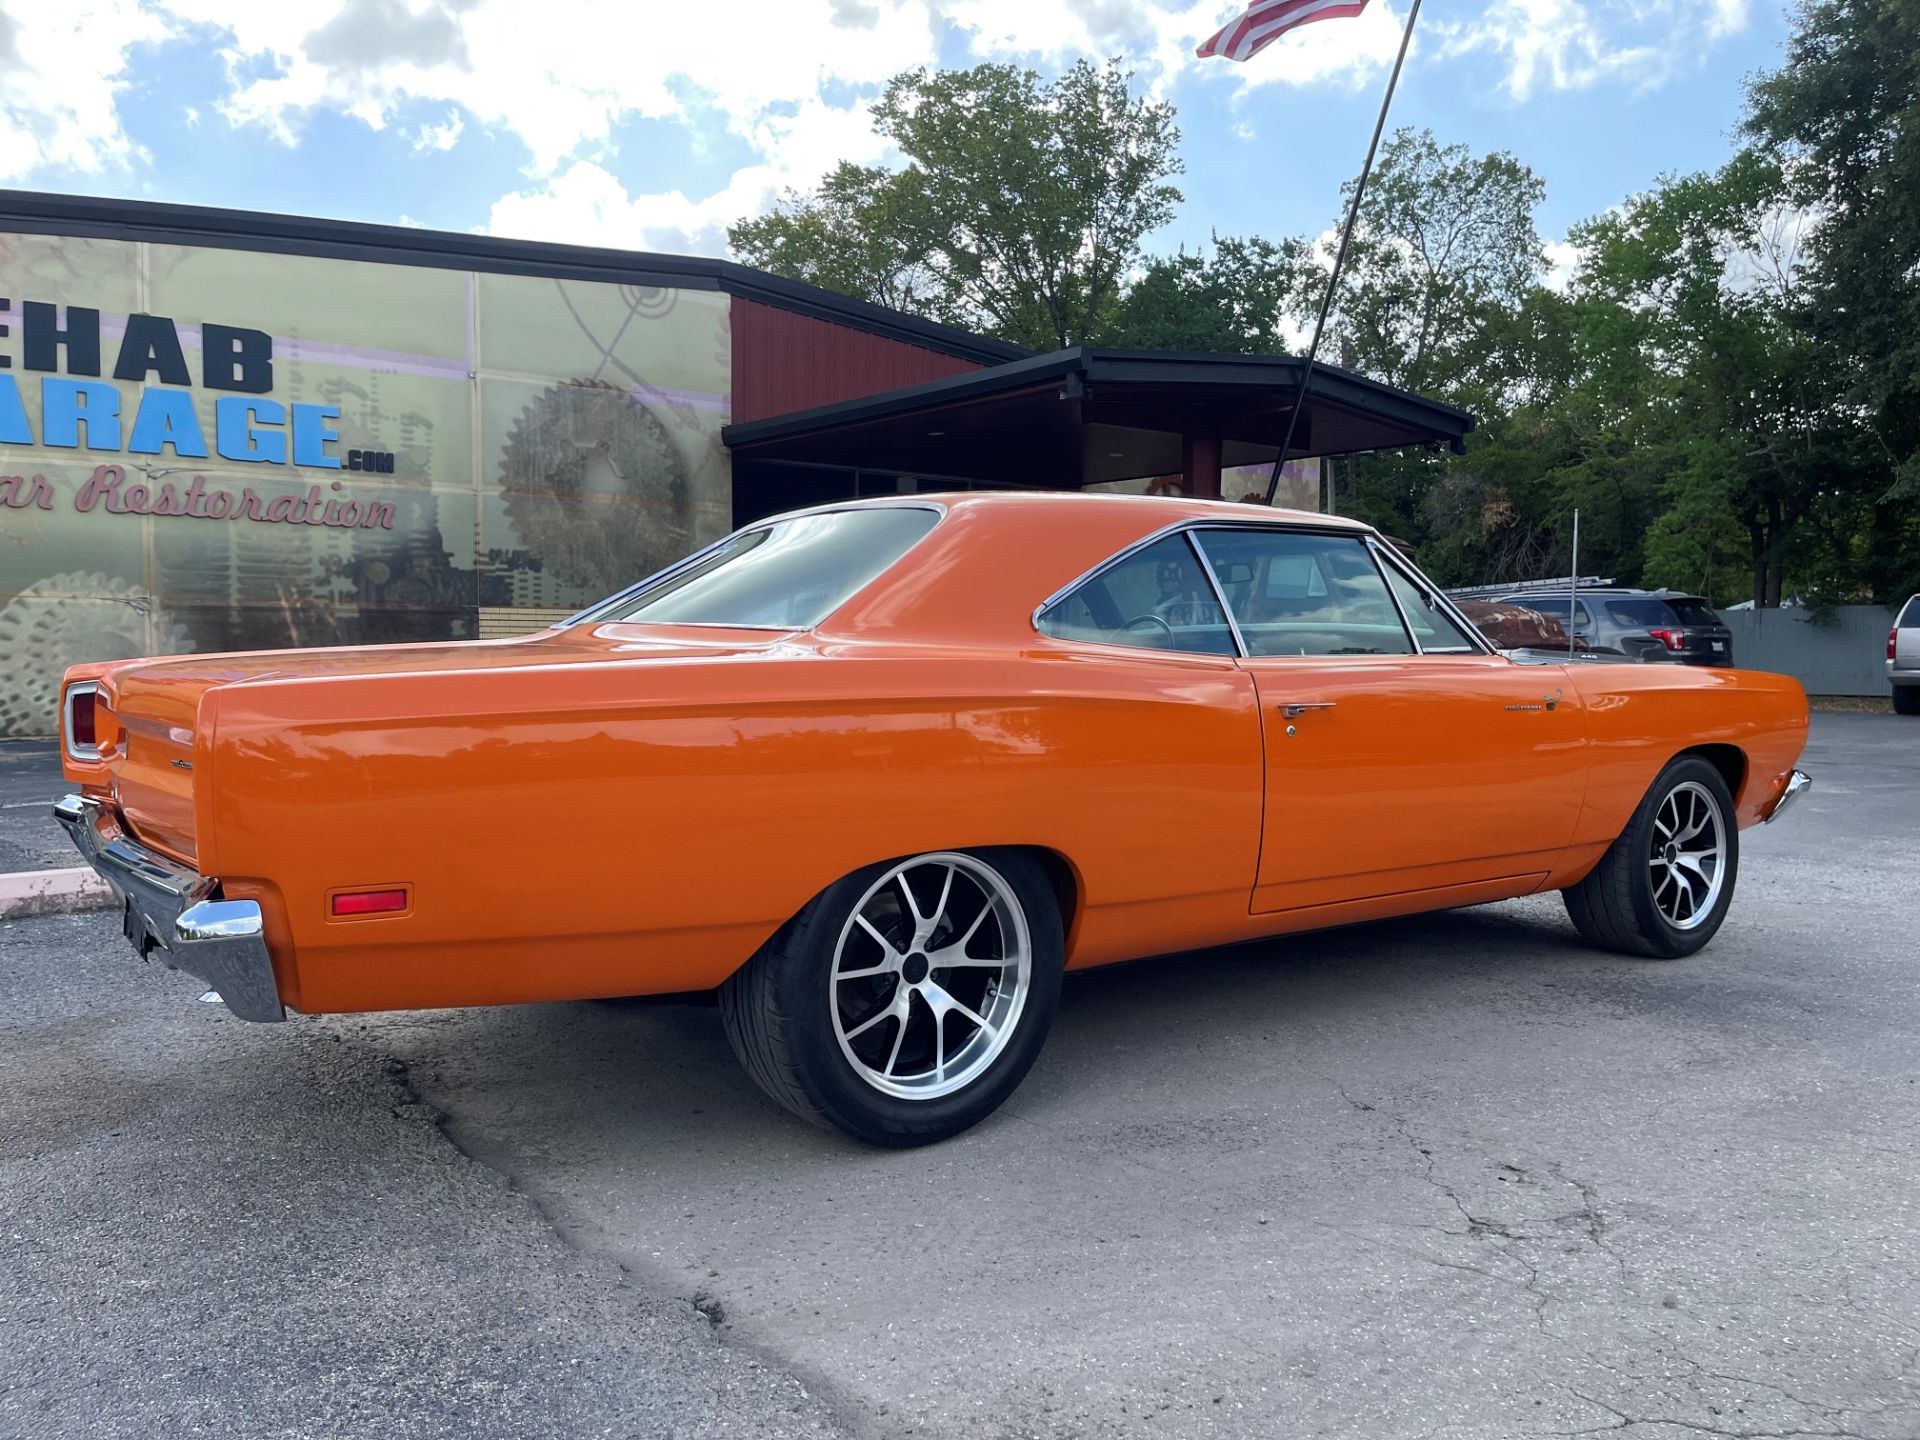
1542;237;1584;291
488;97;896;256
0;0;1761;250
1432;0;1753;100
409;107;464;152
488;160;775;257
161;0;938;173
0;2;177;179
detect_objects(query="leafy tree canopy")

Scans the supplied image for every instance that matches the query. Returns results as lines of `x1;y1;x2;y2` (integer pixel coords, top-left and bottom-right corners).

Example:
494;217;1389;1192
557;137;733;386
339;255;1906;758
730;60;1182;350
729;5;1920;606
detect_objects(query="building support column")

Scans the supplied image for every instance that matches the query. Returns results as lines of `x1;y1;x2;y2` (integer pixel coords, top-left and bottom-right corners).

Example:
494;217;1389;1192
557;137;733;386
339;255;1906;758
1181;432;1222;500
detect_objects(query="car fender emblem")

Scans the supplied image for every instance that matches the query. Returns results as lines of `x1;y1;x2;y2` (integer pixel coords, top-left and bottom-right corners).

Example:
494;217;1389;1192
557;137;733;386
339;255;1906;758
1505;690;1564;714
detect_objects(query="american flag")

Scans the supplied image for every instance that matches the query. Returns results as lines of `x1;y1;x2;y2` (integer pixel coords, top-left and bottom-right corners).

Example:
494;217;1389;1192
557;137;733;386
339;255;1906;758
1196;0;1371;61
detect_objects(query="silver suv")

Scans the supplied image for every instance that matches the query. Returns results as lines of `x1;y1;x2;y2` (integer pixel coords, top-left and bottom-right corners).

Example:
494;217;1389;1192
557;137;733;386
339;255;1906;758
1499;588;1734;666
1891;595;1920;715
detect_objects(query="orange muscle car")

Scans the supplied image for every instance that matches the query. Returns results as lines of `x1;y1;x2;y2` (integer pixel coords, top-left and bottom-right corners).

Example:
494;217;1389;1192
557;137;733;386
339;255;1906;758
55;494;1811;1145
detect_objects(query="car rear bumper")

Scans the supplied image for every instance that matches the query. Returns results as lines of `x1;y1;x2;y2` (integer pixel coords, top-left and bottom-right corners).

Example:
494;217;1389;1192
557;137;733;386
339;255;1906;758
1761;770;1812;825
1888;662;1920;687
52;794;285;1022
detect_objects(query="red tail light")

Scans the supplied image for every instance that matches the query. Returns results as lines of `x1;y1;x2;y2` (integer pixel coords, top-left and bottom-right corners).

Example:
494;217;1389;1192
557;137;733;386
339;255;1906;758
1648;628;1686;651
332;888;409;917
63;683;102;760
1892;628;1900;661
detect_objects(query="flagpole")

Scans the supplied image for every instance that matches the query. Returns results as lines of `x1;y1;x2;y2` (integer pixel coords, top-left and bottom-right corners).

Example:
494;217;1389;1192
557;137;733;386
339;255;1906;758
1265;0;1424;507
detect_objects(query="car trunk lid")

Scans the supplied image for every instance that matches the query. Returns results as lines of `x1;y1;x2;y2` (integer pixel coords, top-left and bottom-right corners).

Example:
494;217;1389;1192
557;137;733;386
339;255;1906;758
83;624;790;865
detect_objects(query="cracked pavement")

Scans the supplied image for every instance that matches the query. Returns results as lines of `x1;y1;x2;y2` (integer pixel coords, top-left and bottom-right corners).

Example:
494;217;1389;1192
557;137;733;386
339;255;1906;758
2;713;1916;1438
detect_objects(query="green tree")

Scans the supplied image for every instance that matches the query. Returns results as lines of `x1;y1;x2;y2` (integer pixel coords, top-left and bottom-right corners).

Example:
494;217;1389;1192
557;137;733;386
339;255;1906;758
1300;129;1549;553
731;60;1182;350
727;163;943;315
1573;150;1865;605
1316;128;1548;400
1101;234;1309;353
1745;0;1920;602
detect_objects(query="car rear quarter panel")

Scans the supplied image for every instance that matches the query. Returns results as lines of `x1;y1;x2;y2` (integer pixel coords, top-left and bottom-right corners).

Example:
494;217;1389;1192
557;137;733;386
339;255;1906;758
1558;664;1808;866
200;642;1265;1014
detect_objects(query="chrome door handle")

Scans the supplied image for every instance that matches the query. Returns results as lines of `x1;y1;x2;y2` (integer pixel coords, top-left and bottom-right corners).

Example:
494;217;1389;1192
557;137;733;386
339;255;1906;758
1280;702;1336;719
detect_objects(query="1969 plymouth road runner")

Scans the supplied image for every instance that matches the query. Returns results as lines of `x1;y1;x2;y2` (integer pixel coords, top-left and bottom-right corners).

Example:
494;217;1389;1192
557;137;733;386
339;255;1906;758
55;493;1811;1146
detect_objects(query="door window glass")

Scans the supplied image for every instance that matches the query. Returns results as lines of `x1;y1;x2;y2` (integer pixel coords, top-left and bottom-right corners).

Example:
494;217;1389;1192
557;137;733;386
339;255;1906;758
1193;530;1413;657
1380;563;1480;653
1037;535;1234;654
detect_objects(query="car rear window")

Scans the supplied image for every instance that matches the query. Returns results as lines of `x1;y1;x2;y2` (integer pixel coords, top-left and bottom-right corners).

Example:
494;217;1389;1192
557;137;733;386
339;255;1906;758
1900;596;1920;628
1666;598;1722;626
586;506;940;629
1602;598;1682;627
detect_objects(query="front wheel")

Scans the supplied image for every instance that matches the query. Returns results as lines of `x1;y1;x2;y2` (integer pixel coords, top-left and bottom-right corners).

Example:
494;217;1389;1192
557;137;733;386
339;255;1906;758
1562;756;1740;958
719;849;1064;1147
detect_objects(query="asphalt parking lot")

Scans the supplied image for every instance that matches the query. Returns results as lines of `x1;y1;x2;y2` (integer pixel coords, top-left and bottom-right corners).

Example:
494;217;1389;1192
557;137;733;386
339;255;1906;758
2;713;1916;1440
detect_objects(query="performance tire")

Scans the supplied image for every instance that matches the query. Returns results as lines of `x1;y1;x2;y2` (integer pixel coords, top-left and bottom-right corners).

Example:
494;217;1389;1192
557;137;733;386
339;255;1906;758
719;849;1064;1147
1562;755;1740;959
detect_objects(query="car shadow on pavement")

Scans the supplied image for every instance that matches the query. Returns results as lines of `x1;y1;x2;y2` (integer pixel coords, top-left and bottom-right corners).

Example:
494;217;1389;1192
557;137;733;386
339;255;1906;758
363;896;1641;1167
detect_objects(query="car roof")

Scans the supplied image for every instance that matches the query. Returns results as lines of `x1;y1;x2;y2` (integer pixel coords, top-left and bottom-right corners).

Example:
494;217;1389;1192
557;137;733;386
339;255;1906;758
807;490;1380;645
773;489;1369;534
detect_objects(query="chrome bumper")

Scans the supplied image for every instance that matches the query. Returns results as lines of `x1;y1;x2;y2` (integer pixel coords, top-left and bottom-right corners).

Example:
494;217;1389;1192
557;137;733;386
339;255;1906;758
1762;769;1811;825
52;794;285;1022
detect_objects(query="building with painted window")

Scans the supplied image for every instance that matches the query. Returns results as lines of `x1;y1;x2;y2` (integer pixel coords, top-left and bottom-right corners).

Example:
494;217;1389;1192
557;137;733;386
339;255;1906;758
0;191;1471;736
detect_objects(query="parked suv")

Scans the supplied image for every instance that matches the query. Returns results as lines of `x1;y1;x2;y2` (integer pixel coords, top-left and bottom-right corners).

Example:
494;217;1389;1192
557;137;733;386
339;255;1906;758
1891;594;1920;715
1498;588;1735;666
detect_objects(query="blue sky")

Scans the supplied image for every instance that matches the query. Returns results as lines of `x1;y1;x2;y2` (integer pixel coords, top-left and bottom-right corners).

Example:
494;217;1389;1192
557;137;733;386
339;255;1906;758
0;0;1794;280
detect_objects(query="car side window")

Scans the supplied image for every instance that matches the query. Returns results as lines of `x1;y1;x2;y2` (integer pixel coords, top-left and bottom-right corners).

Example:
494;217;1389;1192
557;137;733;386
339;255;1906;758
1380;563;1480;653
1037;535;1235;655
1192;529;1413;657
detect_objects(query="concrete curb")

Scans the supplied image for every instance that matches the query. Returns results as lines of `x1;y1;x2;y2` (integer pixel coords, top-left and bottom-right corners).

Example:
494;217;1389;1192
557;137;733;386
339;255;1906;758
1;867;116;920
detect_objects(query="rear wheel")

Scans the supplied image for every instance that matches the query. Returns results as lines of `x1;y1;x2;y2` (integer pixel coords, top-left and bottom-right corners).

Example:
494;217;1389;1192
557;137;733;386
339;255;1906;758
1894;685;1919;716
1563;756;1739;958
719;849;1064;1147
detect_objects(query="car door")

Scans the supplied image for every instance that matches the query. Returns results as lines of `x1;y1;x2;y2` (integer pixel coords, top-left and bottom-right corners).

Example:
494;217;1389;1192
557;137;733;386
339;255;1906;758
1191;527;1589;915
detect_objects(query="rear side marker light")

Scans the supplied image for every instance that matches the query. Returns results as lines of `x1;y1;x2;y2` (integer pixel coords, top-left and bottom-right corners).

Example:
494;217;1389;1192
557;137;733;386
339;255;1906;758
332;889;408;917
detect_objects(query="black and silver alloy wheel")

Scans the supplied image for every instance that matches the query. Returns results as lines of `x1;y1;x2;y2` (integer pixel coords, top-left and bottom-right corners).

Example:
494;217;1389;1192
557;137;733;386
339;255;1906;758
1564;754;1740;959
1648;780;1726;930
830;853;1032;1100
721;848;1064;1147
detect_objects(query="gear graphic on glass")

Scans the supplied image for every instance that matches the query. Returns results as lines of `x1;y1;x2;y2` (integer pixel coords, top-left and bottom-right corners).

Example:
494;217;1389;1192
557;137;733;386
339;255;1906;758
0;572;192;738
498;379;691;597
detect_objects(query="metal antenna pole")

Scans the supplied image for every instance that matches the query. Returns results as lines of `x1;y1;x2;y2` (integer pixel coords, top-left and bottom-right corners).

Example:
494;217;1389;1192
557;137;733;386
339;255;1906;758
1568;508;1580;659
1266;0;1425;508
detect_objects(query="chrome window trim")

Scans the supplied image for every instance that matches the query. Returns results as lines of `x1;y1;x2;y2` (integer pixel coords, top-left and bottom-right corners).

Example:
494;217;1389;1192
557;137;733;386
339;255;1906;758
558;500;948;631
1031;516;1418;661
1184;531;1250;659
62;682;102;763
1364;537;1426;655
1028;521;1247;661
1030;519;1197;627
1369;541;1496;657
1030;518;1368;626
1189;523;1419;660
